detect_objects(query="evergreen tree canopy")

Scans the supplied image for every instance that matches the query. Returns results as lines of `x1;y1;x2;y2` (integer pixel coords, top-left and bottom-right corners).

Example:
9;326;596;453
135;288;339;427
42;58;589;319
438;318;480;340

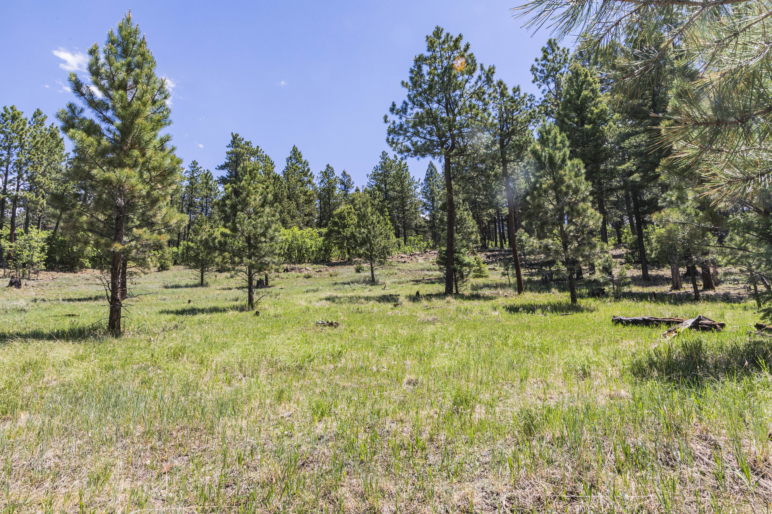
488;79;536;293
351;194;395;282
338;170;355;201
282;145;316;228
530;39;570;121
219;144;281;309
386;26;493;294
526;123;601;304
556;62;612;242
317;164;341;228
421;162;443;247
57;12;182;332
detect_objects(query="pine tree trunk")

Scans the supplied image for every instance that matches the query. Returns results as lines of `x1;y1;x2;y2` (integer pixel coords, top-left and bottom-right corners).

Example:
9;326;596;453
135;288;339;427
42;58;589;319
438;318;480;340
120;258;128;300
689;264;700;301
624;192;636;239
701;261;715;291
614;221;623;245
108;206;125;334
502;157;525;294
0;159;8;269
596;195;608;244
568;266;578;305
265;273;269;288
631;191;649;280
200;266;205;286
47;211;63;262
370;260;375;283
670;257;682;290
443;153;455;295
751;271;762;308
9;188;20;245
23;205;30;235
247;266;255;309
575;260;583;281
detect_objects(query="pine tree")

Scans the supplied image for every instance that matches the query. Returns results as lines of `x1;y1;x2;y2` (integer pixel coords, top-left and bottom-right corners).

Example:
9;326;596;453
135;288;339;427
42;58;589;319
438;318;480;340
185;215;223;286
556;63;612;243
325;203;357;261
526;124;601;304
530;39;570;121
57;12;182;333
338;170;355;201
389;157;420;245
199;170;220;218
0;106;26;268
367;151;396;229
217;134;282;225
317;164;341;228
436;200;479;293
282;146;316;228
351;194;395;282
219;146;281;309
180;160;204;243
421;162;443;247
488;80;536;293
386;26;493;294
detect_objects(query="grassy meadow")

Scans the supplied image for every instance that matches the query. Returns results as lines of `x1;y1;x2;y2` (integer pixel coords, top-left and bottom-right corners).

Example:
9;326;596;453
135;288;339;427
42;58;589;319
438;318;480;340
1;253;772;512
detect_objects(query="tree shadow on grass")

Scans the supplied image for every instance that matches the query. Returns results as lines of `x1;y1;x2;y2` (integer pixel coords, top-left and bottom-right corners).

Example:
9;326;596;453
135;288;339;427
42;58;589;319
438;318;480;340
502;301;594;315
322;294;401;304
622;290;748;304
163;283;207;289
0;323;107;344
629;336;772;384
57;295;105;303
159;304;249;316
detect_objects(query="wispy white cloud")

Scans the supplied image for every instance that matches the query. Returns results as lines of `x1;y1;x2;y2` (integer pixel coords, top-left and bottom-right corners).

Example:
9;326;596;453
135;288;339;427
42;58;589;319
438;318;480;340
53;48;87;72
198;144;204;148
162;75;177;106
279;80;287;86
44;84;50;89
55;79;71;93
87;85;104;99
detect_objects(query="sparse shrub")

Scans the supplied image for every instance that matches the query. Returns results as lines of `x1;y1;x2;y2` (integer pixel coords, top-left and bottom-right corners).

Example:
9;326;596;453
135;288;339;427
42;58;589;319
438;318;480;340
355;263;365;273
472;255;489;278
612;264;631;299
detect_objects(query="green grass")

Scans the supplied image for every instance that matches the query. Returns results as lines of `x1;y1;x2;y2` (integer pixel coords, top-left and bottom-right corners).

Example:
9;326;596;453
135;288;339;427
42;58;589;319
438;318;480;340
1;259;771;512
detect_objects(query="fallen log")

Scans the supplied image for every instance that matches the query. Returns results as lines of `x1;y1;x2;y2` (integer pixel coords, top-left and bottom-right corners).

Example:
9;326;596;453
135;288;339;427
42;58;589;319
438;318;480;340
663;315;725;339
754;323;772;333
612;316;686;327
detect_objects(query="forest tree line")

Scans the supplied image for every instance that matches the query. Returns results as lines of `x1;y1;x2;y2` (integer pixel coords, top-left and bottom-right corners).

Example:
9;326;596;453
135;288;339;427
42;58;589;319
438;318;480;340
1;9;769;331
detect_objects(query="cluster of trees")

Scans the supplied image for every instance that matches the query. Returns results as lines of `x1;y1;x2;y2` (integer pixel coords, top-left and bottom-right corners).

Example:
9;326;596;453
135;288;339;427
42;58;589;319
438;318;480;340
4;5;772;331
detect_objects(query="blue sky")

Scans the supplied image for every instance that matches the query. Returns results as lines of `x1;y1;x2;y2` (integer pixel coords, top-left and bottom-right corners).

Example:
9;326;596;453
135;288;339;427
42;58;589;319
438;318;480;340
1;0;554;187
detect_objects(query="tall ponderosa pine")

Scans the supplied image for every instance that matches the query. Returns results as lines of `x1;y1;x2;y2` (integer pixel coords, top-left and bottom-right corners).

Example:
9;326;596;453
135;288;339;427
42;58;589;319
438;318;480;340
0;106;26;267
386;27;492;294
317;164;341;228
367;152;397;228
58;13;182;333
421;162;443;247
282;146;316;228
338;170;355;201
526;124;601;304
531;39;570;121
391;160;421;245
488;80;535;293
556;63;612;244
220;145;281;309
